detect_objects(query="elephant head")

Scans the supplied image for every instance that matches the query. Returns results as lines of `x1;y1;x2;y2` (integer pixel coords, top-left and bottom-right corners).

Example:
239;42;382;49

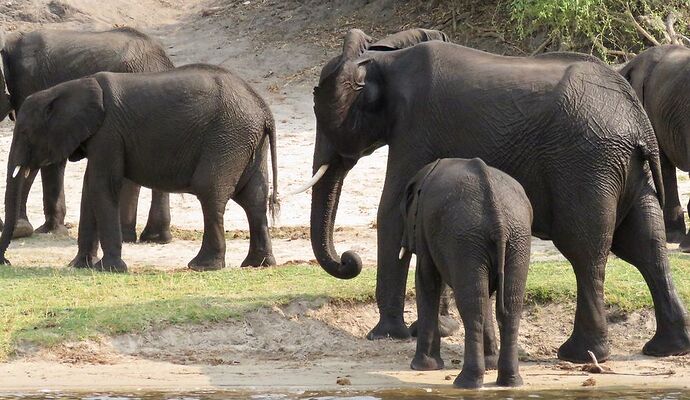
0;77;105;263
295;28;449;279
0;31;13;122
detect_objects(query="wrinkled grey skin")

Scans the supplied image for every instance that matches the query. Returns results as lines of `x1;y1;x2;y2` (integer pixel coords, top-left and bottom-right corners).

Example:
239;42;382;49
0;27;173;243
618;45;690;250
310;28;690;363
403;158;531;389
0;65;279;272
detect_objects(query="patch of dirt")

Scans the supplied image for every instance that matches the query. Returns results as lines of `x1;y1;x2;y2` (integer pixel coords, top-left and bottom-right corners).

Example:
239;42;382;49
7;300;689;391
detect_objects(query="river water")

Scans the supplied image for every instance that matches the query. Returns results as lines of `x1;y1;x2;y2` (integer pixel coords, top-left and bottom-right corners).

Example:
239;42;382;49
1;389;689;400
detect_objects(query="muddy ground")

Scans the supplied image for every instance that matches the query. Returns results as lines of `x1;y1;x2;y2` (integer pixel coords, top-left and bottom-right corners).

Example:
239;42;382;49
0;0;689;393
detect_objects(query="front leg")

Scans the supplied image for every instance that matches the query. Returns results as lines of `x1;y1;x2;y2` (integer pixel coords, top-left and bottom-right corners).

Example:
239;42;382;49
35;161;69;236
86;154;127;273
367;182;412;340
69;171;99;269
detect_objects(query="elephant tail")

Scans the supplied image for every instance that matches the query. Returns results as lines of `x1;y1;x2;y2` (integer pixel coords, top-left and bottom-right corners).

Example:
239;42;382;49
494;231;507;319
266;120;280;223
639;140;665;208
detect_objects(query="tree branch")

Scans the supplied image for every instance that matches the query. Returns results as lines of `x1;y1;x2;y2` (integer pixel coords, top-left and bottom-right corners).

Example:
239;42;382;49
624;5;661;46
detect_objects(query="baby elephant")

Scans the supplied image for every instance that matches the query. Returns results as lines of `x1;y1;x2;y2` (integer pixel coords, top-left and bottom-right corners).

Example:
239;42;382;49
400;158;532;389
0;64;278;272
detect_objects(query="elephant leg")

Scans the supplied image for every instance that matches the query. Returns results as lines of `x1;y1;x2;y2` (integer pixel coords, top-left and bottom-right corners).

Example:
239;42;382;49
118;180;140;243
611;184;690;357
188;194;228;271
34;162;68;236
79;153;127;273
367;187;411;340
483;294;499;370
680;187;690;252
410;284;460;338
496;245;528;387
140;190;172;244
69;172;99;269
552;199;615;363
660;152;685;243
452;261;489;389
410;249;444;371
11;168;38;238
234;171;275;267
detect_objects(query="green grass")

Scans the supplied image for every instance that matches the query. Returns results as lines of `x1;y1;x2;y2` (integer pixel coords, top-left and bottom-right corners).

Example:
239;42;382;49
1;254;690;360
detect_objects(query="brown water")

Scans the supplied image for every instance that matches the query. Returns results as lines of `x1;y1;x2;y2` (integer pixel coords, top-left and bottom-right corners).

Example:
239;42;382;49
1;389;689;400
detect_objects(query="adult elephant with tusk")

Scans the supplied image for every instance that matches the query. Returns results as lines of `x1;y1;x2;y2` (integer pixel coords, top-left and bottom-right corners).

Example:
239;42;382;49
0;27;174;243
306;28;690;363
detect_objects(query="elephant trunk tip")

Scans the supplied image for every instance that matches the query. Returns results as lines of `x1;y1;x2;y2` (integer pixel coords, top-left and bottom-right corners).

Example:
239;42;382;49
319;250;362;279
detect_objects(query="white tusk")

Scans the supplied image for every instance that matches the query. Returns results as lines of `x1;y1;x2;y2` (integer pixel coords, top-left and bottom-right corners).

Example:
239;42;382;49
285;164;330;196
399;247;406;260
11;166;20;178
23;168;30;178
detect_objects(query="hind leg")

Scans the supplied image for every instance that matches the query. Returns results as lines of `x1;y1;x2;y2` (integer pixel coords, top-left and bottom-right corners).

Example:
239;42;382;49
611;184;690;356
233;168;275;267
452;264;490;389
660;152;685;243
410;250;444;371
496;240;529;387
410;284;461;338
140;190;172;244
118;180;140;243
552;199;616;363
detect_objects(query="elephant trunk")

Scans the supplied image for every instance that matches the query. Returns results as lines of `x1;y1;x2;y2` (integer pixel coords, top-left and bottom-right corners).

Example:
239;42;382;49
0;163;29;265
310;160;362;279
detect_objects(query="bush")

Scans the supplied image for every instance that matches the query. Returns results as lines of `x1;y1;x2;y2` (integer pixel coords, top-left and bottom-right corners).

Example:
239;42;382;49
507;0;690;60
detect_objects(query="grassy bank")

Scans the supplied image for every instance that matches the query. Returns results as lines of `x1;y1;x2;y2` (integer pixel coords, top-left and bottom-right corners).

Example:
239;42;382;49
1;254;690;361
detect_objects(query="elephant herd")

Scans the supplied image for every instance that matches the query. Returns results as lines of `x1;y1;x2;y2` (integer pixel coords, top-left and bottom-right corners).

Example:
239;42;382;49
1;25;690;389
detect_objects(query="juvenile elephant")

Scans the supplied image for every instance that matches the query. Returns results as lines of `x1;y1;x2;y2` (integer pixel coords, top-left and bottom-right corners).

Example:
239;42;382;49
0;64;278;272
618;45;690;250
0;27;173;243
301;29;690;362
402;158;531;389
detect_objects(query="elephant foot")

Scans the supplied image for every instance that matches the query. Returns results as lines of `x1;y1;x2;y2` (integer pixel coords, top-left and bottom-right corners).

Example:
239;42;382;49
35;221;69;236
366;317;411;340
557;332;610;363
453;369;483;389
121;228;137;243
240;253;276;268
496;372;523;387
68;253;99;269
679;235;690;253
93;257;128;273
410;315;461;338
12;218;34;239
410;353;444;371
642;325;690;357
188;254;225;272
139;227;172;244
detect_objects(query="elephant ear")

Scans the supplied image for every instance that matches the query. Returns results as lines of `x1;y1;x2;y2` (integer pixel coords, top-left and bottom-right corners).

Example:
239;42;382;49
369;28;450;51
399;178;419;256
342;29;373;60
41;77;105;164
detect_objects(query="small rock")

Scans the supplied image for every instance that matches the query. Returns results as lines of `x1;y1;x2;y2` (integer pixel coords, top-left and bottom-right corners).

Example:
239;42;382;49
336;377;351;386
582;377;597;387
444;375;453;381
451;359;461;365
